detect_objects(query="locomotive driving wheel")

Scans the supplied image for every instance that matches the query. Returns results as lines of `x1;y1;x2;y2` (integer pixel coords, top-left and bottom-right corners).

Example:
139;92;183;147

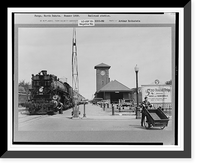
59;109;63;114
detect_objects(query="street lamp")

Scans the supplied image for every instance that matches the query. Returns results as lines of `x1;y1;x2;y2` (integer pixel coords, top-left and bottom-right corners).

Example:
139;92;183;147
135;65;140;119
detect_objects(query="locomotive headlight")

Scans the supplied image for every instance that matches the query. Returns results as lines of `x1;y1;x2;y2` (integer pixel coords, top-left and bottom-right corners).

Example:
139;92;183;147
39;86;44;92
53;95;58;100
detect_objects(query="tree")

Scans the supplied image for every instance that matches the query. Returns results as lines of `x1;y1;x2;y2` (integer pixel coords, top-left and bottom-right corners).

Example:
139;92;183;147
165;80;172;85
18;80;31;93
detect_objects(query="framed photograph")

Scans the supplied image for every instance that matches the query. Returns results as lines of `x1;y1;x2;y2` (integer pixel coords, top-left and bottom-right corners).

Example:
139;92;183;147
4;3;191;158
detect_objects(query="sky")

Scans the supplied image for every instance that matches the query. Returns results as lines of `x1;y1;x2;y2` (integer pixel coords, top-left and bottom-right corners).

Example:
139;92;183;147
18;27;172;100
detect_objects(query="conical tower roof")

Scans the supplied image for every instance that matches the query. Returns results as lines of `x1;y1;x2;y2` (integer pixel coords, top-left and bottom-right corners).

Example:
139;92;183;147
94;63;111;69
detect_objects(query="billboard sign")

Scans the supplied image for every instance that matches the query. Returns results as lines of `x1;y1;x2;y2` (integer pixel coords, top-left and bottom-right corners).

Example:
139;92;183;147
141;85;172;103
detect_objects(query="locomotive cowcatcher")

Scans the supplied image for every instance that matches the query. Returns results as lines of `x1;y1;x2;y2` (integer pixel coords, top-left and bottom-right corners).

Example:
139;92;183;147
25;70;74;115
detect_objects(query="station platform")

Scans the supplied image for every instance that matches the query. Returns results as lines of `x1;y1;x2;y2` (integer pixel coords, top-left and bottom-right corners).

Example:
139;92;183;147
74;103;136;119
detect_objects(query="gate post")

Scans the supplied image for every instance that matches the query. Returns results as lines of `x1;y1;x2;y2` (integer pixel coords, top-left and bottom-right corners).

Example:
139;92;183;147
112;104;114;115
83;103;86;117
103;103;105;111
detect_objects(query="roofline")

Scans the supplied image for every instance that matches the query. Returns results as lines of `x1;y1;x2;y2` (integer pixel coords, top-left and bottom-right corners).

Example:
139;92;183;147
97;80;132;92
94;66;111;69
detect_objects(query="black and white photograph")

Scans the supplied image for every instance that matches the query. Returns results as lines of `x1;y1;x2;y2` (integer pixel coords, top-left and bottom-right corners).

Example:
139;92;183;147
4;5;192;159
15;12;175;145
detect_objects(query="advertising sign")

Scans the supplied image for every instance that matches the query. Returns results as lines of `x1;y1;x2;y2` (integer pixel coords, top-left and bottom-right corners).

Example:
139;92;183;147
141;85;172;103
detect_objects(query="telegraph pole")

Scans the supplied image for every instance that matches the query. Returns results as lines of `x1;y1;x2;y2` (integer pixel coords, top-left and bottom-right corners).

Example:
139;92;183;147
72;28;79;118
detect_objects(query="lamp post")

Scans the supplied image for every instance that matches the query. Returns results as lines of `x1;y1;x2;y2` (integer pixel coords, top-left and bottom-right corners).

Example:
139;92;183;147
135;65;140;119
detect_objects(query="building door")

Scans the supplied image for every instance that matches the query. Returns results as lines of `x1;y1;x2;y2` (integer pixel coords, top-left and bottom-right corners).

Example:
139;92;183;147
110;92;123;103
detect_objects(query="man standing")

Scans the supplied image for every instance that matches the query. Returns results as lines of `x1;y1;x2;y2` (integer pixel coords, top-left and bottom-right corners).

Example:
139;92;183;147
141;97;152;126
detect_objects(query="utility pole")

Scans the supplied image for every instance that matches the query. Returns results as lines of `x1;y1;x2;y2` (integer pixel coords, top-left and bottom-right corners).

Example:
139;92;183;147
72;28;79;118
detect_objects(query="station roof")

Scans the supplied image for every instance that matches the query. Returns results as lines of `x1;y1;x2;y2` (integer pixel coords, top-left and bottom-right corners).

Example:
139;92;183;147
98;80;132;92
94;63;111;69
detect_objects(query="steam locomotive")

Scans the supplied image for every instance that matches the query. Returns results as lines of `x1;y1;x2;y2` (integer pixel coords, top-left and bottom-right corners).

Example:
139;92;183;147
25;70;74;115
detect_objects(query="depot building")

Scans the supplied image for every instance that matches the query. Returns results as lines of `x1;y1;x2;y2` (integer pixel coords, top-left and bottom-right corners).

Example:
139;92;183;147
94;63;132;103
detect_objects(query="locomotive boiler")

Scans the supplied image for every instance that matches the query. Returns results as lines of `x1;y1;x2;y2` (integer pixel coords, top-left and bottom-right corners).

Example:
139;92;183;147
25;70;74;114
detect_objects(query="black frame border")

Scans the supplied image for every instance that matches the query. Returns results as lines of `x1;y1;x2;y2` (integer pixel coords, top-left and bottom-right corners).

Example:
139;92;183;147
1;1;194;160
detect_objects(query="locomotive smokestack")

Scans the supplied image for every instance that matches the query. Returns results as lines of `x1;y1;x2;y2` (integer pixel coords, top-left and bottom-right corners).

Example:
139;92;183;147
41;70;47;75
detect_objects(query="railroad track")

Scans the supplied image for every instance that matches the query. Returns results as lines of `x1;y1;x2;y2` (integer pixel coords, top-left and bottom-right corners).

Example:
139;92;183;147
18;108;71;125
18;114;49;124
